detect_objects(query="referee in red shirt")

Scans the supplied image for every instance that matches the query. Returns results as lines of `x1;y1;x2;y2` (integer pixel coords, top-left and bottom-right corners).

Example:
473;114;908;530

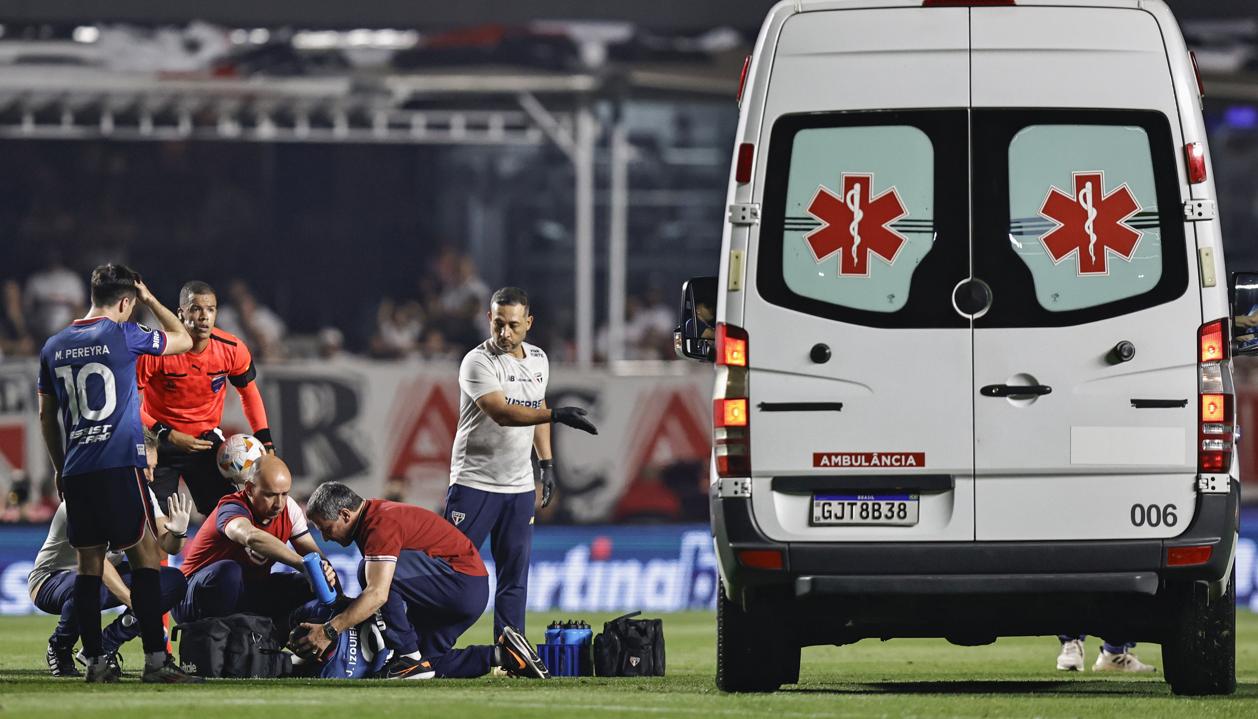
138;281;274;514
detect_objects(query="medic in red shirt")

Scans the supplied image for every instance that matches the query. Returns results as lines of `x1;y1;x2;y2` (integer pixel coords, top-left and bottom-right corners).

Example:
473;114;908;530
292;482;549;681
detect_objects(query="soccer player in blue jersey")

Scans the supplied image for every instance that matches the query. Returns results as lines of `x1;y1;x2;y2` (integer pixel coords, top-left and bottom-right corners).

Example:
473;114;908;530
36;264;202;684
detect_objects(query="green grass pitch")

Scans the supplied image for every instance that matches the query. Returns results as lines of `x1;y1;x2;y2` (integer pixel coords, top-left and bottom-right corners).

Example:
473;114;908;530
2;610;1256;718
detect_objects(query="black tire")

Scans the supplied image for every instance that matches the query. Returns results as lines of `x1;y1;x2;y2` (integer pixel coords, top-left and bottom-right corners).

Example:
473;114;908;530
716;581;788;692
778;641;802;686
1160;640;1180;687
1162;569;1236;696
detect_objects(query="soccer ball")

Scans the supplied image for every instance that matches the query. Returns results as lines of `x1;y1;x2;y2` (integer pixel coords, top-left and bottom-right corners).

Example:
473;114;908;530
216;433;265;483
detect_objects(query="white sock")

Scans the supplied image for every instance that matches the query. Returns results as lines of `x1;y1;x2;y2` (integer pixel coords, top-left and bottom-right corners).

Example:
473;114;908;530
402;651;421;661
145;651;167;670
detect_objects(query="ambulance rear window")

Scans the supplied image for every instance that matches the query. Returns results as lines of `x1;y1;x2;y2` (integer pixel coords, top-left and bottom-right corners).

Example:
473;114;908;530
758;110;970;329
971;109;1188;327
1010;125;1162;310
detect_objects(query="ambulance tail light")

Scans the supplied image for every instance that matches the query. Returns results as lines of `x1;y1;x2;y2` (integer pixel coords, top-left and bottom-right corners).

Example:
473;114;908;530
735;143;754;184
1186;142;1207;185
716;323;748;367
1166;545;1213;567
715;322;750;477
715;398;748;428
1189;50;1205;99
1200;318;1225;362
714;409;750;477
736;548;783;571
1198;319;1234;474
736;54;751;106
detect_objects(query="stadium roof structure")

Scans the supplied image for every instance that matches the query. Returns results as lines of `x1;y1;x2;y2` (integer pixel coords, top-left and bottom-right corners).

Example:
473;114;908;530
0;57;739;144
1;0;1253;30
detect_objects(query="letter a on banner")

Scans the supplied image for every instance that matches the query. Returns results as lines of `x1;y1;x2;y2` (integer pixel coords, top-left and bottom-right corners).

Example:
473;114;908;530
627;390;711;483
388;383;459;479
0;423;24;472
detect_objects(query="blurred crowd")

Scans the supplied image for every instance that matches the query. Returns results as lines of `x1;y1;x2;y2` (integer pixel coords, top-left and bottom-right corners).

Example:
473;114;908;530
0;472;55;524
0;247;677;363
0;244;679;524
0;253;302;363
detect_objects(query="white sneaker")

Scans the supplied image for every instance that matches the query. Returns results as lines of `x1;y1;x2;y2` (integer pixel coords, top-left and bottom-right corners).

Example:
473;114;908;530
1056;639;1085;671
1093;647;1156;673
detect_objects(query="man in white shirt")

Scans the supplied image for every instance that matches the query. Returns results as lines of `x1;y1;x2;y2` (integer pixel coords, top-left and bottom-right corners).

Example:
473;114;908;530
25;252;87;339
445;287;597;641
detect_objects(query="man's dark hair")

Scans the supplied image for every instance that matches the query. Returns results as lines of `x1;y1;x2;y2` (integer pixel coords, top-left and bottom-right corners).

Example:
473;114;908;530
490;286;529;313
306;481;365;521
89;264;140;308
179;280;216;308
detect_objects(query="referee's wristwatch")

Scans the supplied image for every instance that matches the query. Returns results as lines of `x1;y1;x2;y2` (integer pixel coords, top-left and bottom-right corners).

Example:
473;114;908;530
322;622;339;642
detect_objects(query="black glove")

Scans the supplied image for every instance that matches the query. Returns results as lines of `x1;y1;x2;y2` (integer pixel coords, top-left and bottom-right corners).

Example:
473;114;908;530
552;407;597;434
199;428;226;450
254;427;275;454
538;459;555;508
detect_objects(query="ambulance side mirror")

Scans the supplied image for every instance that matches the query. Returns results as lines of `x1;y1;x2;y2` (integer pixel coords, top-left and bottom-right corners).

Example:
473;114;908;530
1231;272;1258;356
674;276;717;363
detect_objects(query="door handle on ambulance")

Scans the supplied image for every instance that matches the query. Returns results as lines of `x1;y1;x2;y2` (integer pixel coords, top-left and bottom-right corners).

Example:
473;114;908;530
980;384;1052;398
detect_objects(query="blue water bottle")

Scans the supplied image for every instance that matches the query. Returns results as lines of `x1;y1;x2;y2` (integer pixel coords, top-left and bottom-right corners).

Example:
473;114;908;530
545;620;563;645
302;553;337;606
561;620;583;646
559;621;581;676
576;621;594;676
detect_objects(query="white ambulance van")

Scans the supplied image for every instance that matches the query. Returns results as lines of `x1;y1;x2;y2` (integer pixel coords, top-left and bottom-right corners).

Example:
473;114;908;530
675;0;1250;695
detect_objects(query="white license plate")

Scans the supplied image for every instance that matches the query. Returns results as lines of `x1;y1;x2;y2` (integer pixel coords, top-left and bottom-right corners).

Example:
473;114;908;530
811;494;920;526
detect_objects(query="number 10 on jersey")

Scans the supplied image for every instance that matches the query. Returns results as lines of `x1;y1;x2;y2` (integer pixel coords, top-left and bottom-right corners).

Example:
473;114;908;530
54;362;118;424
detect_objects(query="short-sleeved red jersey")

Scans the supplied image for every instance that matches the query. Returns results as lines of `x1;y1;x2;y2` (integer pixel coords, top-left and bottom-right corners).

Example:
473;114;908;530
137;329;266;436
180;488;309;579
354;499;486;577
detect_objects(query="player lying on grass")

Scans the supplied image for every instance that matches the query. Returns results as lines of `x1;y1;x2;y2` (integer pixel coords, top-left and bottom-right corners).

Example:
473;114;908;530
292;481;550;680
173;455;336;637
30;429;193;677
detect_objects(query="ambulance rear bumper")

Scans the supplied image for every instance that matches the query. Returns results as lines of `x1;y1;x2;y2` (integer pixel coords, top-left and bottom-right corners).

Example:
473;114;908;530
711;480;1238;600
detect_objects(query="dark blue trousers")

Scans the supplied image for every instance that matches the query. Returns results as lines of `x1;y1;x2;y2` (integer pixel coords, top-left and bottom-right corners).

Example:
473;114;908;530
444;484;534;640
34;566;186;654
173;559;318;635
363;551;493;678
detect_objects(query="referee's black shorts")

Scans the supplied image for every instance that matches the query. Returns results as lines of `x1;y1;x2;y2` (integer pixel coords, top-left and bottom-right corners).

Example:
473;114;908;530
62;466;157;551
151;444;235;516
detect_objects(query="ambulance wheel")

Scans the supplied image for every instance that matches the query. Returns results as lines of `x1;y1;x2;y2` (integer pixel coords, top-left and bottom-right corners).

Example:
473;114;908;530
716;581;788;692
777;641;801;686
1161;569;1236;696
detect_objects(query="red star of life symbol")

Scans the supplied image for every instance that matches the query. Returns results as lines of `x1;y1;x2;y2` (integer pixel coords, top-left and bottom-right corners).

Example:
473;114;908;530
804;173;909;277
1037;170;1143;276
